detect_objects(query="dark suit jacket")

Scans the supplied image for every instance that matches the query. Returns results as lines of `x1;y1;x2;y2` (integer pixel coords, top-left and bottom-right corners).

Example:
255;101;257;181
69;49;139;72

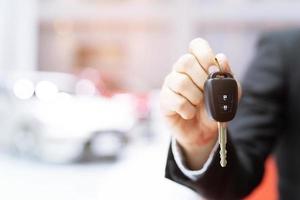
165;29;300;200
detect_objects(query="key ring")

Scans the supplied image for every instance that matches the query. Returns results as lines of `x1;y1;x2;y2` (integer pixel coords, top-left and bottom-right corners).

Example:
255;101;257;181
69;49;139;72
214;57;223;72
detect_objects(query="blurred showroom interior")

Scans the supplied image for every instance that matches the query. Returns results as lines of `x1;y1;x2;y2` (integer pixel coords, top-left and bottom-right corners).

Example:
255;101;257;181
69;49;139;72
0;0;300;200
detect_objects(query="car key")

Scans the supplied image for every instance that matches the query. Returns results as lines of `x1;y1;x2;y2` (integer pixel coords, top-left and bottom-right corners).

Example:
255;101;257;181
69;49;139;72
204;59;238;167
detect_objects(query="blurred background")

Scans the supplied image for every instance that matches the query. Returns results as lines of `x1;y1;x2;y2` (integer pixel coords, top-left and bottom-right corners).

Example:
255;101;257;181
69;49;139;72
0;0;299;199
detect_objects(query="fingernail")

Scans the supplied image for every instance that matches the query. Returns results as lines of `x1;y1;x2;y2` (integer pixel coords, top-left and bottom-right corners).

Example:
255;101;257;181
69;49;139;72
208;65;220;74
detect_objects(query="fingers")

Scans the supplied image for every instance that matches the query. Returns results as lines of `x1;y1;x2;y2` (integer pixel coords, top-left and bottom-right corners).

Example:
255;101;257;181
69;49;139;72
160;86;197;120
161;53;205;120
172;52;233;93
188;38;234;75
173;54;207;91
189;38;216;73
161;37;239;122
166;72;203;106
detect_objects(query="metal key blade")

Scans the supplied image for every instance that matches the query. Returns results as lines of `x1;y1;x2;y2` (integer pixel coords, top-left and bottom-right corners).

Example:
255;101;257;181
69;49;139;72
218;122;227;167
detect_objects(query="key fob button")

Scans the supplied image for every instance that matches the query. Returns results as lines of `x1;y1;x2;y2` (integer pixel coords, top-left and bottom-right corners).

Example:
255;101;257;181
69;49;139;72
219;104;232;113
218;94;232;103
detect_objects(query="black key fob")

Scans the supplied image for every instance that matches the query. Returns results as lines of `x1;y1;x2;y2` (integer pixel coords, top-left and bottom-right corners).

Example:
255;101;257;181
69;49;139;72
204;71;238;122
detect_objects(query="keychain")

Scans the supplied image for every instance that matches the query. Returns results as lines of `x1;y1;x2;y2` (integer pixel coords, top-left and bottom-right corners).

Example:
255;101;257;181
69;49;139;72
204;58;238;167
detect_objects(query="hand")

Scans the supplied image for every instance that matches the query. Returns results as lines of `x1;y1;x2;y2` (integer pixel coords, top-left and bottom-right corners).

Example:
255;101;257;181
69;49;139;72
160;38;241;170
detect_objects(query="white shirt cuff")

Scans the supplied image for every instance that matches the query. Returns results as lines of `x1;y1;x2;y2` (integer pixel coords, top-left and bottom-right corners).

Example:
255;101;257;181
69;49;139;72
171;137;218;181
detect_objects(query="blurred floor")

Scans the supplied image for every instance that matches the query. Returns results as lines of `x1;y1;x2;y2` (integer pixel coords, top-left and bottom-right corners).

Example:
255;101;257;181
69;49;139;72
0;139;199;200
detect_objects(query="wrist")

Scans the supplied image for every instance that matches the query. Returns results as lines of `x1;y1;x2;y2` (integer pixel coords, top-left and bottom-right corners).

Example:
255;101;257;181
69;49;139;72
177;135;217;170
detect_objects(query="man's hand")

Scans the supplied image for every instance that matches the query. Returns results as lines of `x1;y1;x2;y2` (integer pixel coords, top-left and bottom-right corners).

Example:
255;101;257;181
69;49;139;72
160;38;241;170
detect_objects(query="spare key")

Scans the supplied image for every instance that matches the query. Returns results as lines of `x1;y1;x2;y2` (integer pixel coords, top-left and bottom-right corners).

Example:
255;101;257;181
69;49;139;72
204;60;238;167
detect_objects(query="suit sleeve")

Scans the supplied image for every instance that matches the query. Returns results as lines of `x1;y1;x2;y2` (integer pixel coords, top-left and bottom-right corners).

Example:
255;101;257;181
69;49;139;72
165;32;286;200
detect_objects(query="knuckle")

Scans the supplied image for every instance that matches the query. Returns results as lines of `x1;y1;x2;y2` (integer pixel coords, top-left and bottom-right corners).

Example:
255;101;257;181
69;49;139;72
189;54;199;65
174;75;189;91
181;53;195;64
178;102;195;119
173;54;192;72
184;110;195;120
193;95;202;105
176;97;187;112
189;88;202;105
177;62;190;73
172;62;182;72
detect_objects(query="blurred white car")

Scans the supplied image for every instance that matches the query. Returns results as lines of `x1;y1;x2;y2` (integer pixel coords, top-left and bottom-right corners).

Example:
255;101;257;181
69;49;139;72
0;71;136;163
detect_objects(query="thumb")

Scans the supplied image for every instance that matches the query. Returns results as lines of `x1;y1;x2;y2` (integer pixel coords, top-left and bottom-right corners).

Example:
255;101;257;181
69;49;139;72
215;53;242;100
215;53;232;73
